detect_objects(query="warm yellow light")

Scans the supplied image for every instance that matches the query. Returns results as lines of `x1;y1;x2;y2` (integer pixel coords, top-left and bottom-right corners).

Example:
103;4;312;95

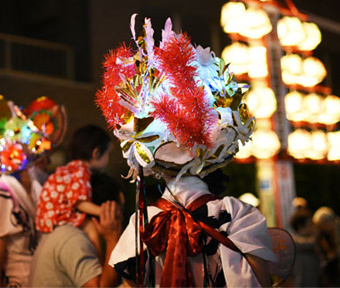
220;2;246;34
281;55;327;87
235;139;253;159
319;95;340;125
240;7;272;39
297;22;322;51
299;56;327;87
221;42;250;75
245;86;277;118
252;129;281;159
281;54;303;75
248;46;268;78
277;16;305;47
327;131;340;161
281;54;303;85
239;193;260;207
306;130;328;160
284;91;305;122
288;129;312;159
301;93;322;123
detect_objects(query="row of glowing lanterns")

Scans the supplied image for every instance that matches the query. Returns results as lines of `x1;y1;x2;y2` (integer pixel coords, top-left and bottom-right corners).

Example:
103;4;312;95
221;1;340;162
221;1;325;87
220;1;322;51
285;92;340;125
221;43;326;87
240;87;340;160
243;85;340;126
236;129;340;161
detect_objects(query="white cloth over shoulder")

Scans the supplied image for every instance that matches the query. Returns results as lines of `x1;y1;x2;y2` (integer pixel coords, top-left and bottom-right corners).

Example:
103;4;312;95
109;176;275;287
0;172;42;287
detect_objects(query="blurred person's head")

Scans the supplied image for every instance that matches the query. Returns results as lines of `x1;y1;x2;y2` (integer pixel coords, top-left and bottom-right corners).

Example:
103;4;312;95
290;209;313;236
69;125;112;172
313;206;337;233
292;197;308;211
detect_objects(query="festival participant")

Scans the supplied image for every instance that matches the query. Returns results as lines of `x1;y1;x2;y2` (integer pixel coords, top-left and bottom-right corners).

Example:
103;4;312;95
0;95;66;287
35;125;113;241
29;200;122;287
96;15;276;287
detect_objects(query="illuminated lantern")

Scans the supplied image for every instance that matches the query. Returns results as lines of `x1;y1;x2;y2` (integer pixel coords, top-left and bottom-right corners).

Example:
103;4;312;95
288;129;312;159
319;95;340;125
299;56;327;87
221;42;250;75
281;54;303;85
297;22;322;51
248;46;268;78
245;86;277;118
327;131;340;161
239;193;260;207
252;129;281;159
277;16;305;47
240;7;272;39
306;130;328;160
235;139;253;159
301;93;322;123
284;91;305;122
220;2;246;34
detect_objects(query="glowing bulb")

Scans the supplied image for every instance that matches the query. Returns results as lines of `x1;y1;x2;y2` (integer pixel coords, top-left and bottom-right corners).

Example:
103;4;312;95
248;46;268;78
285;91;304;122
288;129;312;159
220;2;246;34
252;129;281;159
221;42;250;75
278;16;305;47
245;86;277;118
297;22;322;51
240;7;272;39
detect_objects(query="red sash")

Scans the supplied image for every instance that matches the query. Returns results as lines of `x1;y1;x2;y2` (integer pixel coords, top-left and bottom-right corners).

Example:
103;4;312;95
141;194;240;287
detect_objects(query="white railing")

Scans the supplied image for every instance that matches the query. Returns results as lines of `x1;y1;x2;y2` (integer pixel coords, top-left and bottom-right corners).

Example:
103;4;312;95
0;33;74;80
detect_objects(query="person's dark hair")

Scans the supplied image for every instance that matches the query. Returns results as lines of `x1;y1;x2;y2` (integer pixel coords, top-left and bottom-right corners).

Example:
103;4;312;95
203;169;230;196
69;125;111;161
290;209;312;233
91;172;121;205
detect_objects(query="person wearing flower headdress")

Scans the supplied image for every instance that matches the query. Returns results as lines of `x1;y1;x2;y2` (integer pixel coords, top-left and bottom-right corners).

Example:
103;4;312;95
96;15;276;287
0;95;66;287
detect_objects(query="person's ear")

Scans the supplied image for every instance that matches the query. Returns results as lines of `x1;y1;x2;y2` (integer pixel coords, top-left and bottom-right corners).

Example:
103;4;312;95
92;148;100;160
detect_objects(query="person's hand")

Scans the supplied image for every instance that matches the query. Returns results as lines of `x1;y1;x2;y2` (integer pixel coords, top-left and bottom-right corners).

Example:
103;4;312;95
92;201;122;242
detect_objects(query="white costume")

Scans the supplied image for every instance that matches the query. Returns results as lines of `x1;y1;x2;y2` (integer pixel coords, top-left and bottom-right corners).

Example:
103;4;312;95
0;173;42;287
97;15;275;287
109;177;275;287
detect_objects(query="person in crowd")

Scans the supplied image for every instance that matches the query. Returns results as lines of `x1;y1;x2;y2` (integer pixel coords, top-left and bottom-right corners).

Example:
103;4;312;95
91;172;125;208
313;206;340;287
96;16;275;287
85;172;125;261
0;166;43;287
29;200;122;287
0;96;64;287
292;197;308;212
35;125;113;236
289;208;320;287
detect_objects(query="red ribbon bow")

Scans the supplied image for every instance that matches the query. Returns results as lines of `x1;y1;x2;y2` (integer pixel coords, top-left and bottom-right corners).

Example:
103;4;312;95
141;194;218;287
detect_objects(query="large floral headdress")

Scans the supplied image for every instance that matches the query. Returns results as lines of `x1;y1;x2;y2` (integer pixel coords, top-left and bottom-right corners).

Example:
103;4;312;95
96;15;255;181
0;96;67;174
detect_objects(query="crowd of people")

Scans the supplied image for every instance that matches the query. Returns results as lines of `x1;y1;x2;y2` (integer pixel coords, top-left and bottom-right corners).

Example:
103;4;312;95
0;123;124;287
1;15;339;288
287;197;340;287
0;112;339;288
